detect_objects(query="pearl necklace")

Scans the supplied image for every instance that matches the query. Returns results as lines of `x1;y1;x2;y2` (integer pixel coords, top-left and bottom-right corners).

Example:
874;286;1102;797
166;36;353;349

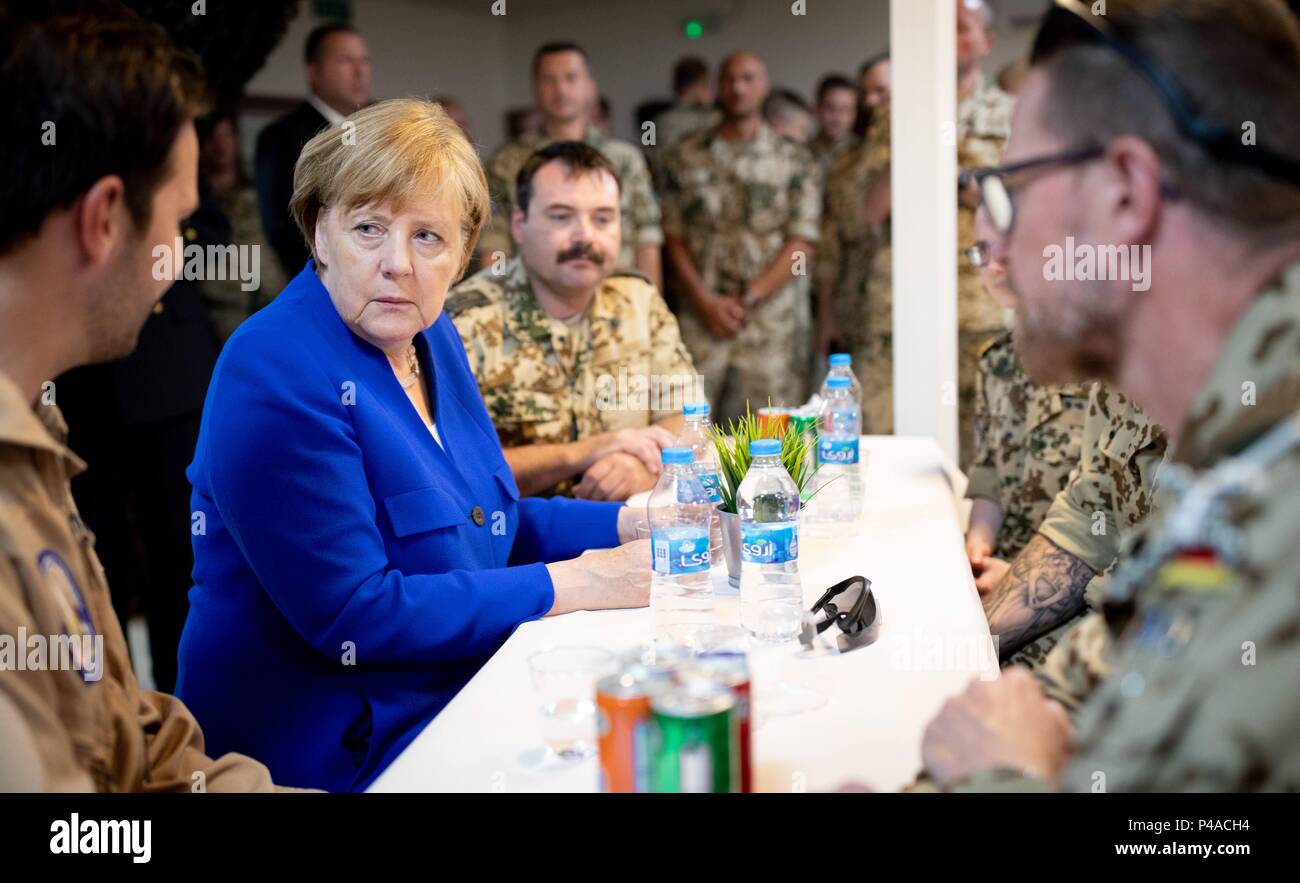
397;344;420;389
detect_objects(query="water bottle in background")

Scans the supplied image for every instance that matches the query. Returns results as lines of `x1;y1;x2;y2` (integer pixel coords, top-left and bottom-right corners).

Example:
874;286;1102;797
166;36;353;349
677;403;721;505
737;439;803;643
676;403;724;570
817;376;863;522
648;447;716;642
821;352;861;400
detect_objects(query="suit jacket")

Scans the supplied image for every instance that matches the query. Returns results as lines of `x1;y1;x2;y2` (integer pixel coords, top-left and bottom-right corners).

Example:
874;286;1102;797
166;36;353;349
175;265;622;791
255;101;328;276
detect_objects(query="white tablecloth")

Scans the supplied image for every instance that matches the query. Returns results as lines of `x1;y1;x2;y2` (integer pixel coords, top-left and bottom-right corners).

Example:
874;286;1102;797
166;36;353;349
369;436;997;793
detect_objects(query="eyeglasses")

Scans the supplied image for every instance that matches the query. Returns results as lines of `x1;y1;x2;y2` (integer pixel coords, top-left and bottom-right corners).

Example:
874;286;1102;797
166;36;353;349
1032;0;1300;189
966;146;1105;238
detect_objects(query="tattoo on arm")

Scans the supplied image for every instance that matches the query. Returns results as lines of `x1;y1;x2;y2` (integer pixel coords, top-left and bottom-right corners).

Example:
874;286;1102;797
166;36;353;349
983;533;1095;658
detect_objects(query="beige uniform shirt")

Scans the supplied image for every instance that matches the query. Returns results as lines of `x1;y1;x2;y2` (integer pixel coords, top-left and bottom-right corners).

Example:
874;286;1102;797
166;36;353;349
0;371;276;792
447;259;701;496
966;331;1091;560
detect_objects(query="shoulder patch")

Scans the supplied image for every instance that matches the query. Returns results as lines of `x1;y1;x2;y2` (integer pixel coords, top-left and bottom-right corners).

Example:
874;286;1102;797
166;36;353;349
444;286;495;316
978;330;1012;360
606;270;654;288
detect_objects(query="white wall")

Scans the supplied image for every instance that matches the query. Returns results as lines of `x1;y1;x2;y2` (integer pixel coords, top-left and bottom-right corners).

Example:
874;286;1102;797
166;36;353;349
247;0;893;154
245;0;1038;153
245;0;512;155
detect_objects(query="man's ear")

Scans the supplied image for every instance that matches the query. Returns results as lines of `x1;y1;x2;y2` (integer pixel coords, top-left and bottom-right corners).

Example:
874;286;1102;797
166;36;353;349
1103;135;1165;247
511;205;526;248
75;175;127;269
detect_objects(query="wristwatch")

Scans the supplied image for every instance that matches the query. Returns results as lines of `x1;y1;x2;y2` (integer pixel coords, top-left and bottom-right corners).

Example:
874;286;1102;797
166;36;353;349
740;288;757;308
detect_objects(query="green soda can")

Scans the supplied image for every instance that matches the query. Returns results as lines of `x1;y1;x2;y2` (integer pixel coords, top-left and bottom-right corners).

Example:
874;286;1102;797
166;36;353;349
650;682;738;793
790;413;818;438
791;412;819;483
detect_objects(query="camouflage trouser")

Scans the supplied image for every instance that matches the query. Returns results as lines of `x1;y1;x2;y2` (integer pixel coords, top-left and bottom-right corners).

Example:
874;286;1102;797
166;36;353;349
959;328;1000;472
678;282;812;425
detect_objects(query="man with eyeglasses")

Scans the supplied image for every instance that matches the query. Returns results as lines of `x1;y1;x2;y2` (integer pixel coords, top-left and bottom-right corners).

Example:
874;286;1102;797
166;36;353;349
920;0;1300;792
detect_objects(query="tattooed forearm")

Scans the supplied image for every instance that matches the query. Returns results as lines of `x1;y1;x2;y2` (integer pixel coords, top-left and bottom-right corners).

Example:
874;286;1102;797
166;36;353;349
982;533;1095;658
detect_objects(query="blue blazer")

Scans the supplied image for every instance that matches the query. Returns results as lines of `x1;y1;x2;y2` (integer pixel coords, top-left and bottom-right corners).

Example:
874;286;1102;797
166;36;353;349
176;265;621;791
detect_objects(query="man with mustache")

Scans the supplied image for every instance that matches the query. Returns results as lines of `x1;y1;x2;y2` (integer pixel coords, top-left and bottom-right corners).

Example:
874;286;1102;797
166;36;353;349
448;142;701;501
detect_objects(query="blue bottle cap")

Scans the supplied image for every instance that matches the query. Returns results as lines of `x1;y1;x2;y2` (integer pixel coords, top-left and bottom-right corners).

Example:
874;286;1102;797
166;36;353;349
683;402;711;417
662;446;694;466
749;438;782;457
826;376;850;389
829;353;851;367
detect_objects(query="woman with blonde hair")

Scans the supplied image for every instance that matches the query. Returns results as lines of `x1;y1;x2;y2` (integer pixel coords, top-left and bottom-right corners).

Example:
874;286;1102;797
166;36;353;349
176;99;649;791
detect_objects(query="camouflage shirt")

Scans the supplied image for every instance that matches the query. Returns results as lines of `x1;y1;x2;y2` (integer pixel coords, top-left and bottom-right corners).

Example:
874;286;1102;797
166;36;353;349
446;257;700;496
957;75;1015;333
1054;260;1300;791
1023;384;1169;708
820;106;893;330
479;127;662;271
966;331;1091;560
648;101;721;190
808;131;860;181
1038;383;1169;610
660;121;822;299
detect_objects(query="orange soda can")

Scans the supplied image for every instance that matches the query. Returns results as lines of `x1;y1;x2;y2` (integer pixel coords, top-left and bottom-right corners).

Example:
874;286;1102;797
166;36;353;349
596;665;672;793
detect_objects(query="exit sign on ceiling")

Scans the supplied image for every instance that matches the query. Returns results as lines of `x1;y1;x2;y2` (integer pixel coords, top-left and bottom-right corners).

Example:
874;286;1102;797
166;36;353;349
313;0;351;21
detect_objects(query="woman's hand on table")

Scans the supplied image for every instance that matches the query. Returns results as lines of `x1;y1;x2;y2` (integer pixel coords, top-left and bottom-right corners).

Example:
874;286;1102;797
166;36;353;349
544;539;652;616
616;503;646;544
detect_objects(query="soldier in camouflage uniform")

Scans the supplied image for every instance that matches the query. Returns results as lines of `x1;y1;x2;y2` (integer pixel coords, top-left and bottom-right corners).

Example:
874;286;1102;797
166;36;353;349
447;142;699;501
648;57;720;190
965;331;1090;563
955;0;1016;469
818;105;892;432
808;74;860;181
938;264;1300;792
662;52;822;424
981;383;1167;689
920;0;1300;792
477;43;662;283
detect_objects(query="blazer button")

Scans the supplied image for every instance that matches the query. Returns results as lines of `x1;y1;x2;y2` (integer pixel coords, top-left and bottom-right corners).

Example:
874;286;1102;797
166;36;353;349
471;506;486;526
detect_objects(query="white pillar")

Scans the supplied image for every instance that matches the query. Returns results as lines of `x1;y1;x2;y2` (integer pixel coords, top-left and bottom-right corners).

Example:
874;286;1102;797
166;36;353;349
890;0;959;464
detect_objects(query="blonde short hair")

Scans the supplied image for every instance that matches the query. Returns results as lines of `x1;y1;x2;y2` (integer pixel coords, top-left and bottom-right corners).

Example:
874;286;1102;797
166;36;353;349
290;98;489;277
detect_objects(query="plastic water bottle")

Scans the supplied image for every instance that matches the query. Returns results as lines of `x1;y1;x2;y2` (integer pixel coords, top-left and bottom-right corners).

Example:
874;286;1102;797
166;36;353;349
817;375;863;522
676;403;724;570
648;447;715;642
822;352;861;399
738;439;803;643
676;403;721;505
